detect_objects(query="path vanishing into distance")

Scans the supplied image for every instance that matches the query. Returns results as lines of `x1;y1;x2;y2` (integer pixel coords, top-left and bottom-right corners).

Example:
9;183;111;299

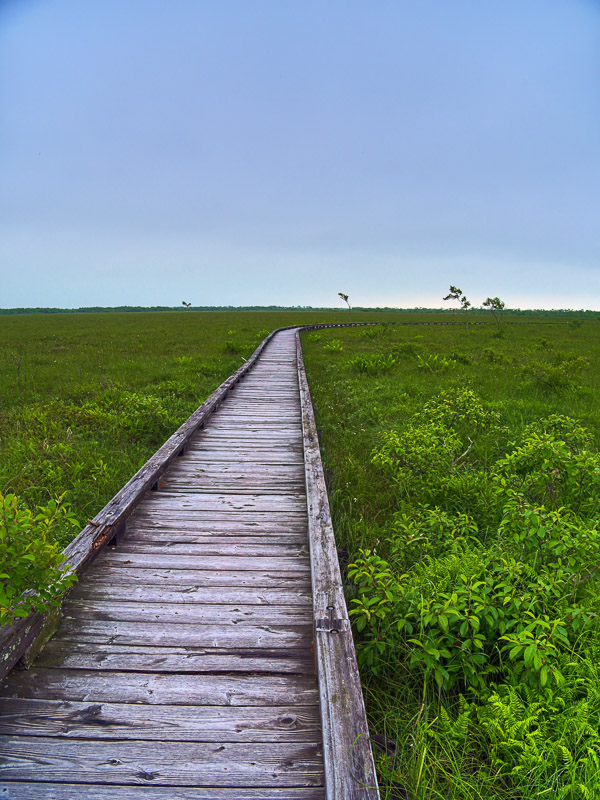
0;327;379;799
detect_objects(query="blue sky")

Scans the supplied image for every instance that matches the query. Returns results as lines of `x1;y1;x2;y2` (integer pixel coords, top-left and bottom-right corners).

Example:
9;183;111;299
1;0;598;309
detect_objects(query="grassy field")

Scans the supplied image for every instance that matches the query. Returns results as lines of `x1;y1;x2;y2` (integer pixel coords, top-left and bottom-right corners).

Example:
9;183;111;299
302;318;600;799
3;310;600;798
0;309;429;540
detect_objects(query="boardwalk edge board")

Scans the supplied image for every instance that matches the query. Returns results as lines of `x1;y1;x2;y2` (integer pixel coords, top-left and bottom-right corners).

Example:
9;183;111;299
296;330;380;799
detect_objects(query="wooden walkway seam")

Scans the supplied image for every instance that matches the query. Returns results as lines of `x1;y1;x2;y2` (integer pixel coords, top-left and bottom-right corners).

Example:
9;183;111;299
0;325;379;799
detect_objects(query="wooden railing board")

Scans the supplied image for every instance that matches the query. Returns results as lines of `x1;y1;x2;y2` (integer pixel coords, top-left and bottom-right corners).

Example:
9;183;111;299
296;330;380;799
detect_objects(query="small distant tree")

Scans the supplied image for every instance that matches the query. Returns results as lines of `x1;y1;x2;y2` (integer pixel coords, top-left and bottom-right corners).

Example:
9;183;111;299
338;292;351;321
443;285;463;323
461;295;471;323
182;301;191;309
482;296;505;328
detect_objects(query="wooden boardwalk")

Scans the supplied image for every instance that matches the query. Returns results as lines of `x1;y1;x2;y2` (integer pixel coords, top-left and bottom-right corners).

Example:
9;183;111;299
0;328;378;798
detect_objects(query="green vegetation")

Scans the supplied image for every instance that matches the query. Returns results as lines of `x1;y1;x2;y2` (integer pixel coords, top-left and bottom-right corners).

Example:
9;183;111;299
0;309;410;621
302;319;600;799
3;308;600;798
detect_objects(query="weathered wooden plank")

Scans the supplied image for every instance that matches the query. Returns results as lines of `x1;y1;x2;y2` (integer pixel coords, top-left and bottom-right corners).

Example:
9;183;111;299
199;417;302;426
0;783;325;799
52;619;312;649
206;424;301;433
168;463;304;475
125;516;308;533
62;600;312;626
34;642;314;673
131;510;307;523
296;330;379;799
137;493;307;513
68;583;313;606
188;443;305;454
0;699;321;741
81;567;312;587
93;552;310;572
0;737;323;786
162;451;302;464
0;670;319;706
158;481;306;495
116;540;309;556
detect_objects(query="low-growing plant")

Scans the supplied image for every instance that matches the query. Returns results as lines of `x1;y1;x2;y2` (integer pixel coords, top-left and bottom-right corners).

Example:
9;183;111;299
0;492;79;625
417;387;500;434
523;360;582;392
224;339;245;354
372;421;465;502
323;339;343;352
349;353;397;375
483;347;508;364
416;354;457;371
359;326;386;339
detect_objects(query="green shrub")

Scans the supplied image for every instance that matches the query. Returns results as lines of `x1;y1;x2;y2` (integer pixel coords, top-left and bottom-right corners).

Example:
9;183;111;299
494;428;600;516
224;339;245;354
417;387;500;434
483;347;508;364
0;492;78;626
323;339;343;352
372;422;464;502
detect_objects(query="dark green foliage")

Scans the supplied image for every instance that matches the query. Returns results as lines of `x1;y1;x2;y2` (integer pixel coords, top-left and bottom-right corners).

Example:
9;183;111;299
0;492;78;625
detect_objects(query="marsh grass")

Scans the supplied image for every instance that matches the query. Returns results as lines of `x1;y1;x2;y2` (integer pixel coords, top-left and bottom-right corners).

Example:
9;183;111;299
1;309;435;542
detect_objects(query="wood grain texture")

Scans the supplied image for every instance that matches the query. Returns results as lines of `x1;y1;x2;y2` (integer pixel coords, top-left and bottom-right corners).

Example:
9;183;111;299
0;737;323;786
0;785;325;799
67;584;313;606
92;551;310;572
0;669;319;706
0;699;321;741
80;566;312;587
296;330;380;799
51;619;313;649
62;599;312;626
33;642;314;674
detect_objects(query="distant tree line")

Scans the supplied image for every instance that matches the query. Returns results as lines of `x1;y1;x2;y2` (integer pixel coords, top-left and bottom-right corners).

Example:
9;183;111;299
0;305;598;316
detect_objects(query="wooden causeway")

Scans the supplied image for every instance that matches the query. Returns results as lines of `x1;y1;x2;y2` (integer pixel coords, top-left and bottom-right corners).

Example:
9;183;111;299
0;328;378;798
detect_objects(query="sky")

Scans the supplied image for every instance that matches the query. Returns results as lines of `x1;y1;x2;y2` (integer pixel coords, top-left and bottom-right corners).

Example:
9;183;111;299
1;0;599;310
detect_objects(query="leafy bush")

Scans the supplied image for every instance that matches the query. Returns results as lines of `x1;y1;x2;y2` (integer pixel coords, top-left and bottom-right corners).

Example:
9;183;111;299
494;427;600;516
389;506;479;566
417;387;500;434
483;347;508;364
224;339;245;354
523;359;584;391
323;339;343;352
372;422;464;502
0;492;78;626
